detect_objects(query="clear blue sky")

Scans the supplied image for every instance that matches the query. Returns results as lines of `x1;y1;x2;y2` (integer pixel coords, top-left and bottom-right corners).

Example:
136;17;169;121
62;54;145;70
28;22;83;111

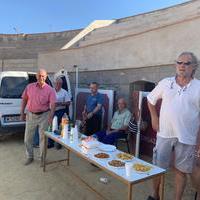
0;0;189;34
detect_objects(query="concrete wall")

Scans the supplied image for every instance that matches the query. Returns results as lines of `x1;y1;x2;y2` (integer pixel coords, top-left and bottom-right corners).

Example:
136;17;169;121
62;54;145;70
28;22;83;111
38;1;200;74
38;1;200;105
0;59;37;72
0;29;81;72
1;0;199;107
67;64;200;110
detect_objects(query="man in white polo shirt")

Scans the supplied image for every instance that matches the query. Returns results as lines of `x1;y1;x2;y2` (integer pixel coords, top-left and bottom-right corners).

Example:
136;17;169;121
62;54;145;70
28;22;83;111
54;77;71;120
147;52;200;200
54;77;71;149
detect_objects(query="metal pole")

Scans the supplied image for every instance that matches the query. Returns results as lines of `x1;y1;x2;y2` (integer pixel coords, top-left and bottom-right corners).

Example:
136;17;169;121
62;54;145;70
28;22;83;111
135;91;143;158
1;59;4;71
73;65;78;121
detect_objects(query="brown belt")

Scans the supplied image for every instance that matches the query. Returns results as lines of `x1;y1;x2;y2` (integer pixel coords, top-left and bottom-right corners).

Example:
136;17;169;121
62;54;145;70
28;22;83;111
31;110;49;115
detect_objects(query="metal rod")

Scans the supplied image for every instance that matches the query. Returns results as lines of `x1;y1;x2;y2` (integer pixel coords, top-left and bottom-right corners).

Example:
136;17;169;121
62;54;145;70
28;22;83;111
128;183;133;200
73;65;78;121
160;174;165;200
43;135;47;172
135;91;142;158
67;149;70;166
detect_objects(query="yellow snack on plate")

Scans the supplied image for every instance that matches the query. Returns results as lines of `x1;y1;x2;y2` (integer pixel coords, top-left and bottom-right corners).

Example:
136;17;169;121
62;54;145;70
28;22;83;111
117;153;133;160
133;163;152;172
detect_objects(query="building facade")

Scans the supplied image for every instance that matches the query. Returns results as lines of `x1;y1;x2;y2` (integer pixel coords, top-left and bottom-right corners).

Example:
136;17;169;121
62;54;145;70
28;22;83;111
38;0;200;104
1;1;200;106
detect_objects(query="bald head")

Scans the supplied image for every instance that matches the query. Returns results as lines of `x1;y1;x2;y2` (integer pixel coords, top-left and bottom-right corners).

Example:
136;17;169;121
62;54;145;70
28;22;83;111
117;98;127;111
36;69;47;87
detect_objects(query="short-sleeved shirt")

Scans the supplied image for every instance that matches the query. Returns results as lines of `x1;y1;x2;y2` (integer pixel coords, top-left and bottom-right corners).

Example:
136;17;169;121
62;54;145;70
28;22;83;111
55;88;71;111
111;108;132;130
86;92;103;116
147;77;200;145
22;82;56;113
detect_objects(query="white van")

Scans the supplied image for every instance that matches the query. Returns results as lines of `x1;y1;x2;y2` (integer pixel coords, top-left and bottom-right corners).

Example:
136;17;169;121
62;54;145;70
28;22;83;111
0;70;72;135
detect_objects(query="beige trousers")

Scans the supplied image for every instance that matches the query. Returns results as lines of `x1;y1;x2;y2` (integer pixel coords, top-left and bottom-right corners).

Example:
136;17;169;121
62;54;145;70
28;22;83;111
24;111;49;159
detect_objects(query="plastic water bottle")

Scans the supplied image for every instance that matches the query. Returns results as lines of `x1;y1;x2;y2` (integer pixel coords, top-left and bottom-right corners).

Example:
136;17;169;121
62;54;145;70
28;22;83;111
61;113;69;137
52;116;58;132
73;125;79;143
63;124;69;142
70;128;74;143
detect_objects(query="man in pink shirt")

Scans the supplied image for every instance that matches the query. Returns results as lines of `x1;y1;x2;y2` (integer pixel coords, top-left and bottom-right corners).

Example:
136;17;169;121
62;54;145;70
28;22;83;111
20;69;56;166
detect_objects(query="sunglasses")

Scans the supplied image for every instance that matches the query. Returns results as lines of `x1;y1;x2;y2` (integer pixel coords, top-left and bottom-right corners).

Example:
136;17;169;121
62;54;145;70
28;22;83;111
176;61;192;66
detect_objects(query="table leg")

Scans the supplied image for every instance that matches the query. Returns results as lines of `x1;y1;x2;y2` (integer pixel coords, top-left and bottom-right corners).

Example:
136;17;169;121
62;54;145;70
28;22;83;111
128;183;132;200
67;149;70;166
159;174;165;200
43;135;47;172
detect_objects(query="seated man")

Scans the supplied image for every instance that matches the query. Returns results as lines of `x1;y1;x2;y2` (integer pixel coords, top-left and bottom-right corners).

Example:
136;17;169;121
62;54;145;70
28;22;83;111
94;98;131;145
82;82;103;136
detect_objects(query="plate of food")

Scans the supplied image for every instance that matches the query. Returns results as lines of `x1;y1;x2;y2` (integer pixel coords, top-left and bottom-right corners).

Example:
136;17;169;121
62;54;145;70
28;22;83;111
94;153;110;159
107;159;125;168
116;152;134;161
81;136;100;149
98;144;116;152
132;163;152;173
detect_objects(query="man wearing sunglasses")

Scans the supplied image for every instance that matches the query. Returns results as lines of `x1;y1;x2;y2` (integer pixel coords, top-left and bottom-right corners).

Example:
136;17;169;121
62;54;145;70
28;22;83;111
147;52;200;200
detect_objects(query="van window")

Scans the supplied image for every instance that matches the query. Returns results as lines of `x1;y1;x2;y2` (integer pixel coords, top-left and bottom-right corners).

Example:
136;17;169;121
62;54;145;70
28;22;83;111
60;76;68;91
0;77;28;98
28;74;37;84
28;74;52;86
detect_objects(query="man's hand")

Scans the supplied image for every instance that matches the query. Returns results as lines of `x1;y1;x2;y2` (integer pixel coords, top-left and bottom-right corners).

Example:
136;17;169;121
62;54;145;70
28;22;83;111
48;115;53;125
55;102;62;106
87;112;93;119
20;113;26;121
197;146;200;158
82;111;87;120
106;129;115;135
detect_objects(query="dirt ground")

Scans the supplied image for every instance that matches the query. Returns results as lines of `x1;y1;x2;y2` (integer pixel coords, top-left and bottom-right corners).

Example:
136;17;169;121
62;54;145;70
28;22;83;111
0;133;197;200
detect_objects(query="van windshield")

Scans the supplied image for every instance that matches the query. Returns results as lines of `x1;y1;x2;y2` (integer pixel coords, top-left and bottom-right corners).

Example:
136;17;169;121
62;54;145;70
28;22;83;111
0;77;28;98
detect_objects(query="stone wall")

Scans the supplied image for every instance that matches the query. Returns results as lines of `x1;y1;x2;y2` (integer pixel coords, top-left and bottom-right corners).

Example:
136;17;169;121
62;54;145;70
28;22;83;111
0;29;81;72
38;0;200;106
38;1;200;73
67;65;200;108
0;59;37;72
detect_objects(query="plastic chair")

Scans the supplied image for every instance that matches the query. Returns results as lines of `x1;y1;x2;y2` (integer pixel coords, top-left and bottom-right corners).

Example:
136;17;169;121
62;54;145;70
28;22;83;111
115;131;130;153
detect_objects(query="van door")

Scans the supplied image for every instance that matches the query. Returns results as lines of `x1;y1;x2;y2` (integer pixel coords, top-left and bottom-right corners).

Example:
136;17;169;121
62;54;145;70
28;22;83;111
0;71;29;132
53;69;73;119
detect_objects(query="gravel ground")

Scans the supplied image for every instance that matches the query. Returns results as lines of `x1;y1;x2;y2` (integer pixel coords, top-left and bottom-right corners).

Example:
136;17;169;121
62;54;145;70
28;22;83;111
0;133;196;200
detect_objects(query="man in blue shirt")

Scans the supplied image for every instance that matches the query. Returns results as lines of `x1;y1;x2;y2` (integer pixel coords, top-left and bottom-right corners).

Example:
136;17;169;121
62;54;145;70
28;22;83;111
82;82;103;136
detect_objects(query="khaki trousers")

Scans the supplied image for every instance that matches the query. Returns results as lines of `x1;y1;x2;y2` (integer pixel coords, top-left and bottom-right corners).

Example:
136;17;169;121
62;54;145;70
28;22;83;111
24;111;49;159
